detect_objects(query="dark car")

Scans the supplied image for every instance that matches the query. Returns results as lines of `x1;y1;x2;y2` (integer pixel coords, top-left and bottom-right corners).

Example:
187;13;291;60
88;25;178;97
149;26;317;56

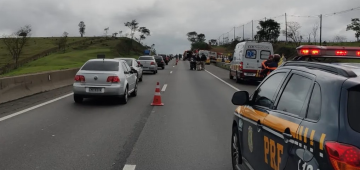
230;45;360;170
154;56;165;69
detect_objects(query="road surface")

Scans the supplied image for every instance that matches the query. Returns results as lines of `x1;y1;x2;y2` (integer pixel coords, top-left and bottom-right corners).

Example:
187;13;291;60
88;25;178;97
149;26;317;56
0;60;258;170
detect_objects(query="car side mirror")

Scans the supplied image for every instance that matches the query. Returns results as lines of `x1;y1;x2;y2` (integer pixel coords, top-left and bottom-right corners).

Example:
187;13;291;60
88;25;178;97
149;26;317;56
131;68;137;73
140;64;143;67
231;91;250;105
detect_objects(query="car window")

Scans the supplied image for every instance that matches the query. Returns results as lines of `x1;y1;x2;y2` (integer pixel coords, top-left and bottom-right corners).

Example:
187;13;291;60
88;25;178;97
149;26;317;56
306;83;321;120
81;61;119;71
124;62;132;71
155;56;162;60
347;85;360;133
276;74;313;116
138;56;153;60
121;62;129;73
122;59;132;66
245;49;256;59
260;50;271;59
254;72;287;108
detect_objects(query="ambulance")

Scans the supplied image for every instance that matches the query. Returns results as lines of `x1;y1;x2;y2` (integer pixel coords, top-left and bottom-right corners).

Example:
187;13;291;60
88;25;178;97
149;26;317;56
229;41;274;83
209;51;217;63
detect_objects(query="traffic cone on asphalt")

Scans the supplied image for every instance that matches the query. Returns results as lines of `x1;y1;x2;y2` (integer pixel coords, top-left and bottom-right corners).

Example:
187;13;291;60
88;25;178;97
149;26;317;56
151;82;164;106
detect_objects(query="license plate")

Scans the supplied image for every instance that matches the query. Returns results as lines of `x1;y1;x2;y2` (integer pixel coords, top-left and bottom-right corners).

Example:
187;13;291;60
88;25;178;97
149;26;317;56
244;73;256;76
89;87;103;93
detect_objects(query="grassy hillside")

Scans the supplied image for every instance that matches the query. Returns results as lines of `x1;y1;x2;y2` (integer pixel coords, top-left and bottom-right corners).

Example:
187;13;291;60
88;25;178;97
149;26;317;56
0;37;147;77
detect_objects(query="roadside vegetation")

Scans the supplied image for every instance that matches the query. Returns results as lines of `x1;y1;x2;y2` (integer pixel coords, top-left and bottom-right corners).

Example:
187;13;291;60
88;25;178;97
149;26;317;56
0;19;155;77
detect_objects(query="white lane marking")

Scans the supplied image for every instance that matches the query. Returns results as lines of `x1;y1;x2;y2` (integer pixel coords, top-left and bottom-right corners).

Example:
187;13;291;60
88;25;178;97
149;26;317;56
161;84;168;91
0;93;73;122
173;66;175;67
205;70;240;91
123;165;136;170
170;71;172;74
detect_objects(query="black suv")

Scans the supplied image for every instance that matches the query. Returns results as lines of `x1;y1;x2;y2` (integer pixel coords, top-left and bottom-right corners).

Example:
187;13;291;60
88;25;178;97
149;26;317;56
154;56;165;70
230;59;360;170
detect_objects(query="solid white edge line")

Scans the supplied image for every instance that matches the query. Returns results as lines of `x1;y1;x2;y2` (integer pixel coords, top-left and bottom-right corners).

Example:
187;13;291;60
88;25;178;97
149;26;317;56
161;84;168;91
170;71;172;74
205;70;240;91
0;93;74;122
123;164;136;170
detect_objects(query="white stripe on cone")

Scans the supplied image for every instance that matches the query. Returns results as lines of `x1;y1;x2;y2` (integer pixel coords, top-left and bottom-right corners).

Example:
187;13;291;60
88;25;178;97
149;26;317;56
154;92;161;95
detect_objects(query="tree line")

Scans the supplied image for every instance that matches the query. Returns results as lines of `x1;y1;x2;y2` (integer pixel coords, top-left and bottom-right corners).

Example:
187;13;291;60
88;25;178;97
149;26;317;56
1;19;152;69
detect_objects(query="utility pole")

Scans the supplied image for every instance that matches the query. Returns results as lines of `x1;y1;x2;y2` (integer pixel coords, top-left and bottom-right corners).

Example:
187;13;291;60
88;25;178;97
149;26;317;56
285;13;287;43
243;25;245;41
234;27;236;41
252;20;254;40
319;14;322;46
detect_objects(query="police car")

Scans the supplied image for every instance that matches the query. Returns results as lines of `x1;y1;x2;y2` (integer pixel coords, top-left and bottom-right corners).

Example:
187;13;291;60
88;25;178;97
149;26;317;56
230;45;360;170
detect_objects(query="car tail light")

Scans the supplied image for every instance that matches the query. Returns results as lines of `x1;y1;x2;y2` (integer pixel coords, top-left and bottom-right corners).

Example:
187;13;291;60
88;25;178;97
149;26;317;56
74;75;85;82
336;50;347;56
150;62;155;65
357;51;360;56
239;62;243;70
326;141;360;170
161;60;164;63
107;76;120;83
300;49;310;55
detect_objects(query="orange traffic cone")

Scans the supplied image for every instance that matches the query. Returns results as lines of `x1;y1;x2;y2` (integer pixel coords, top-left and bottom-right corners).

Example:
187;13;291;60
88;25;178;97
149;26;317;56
151;82;164;106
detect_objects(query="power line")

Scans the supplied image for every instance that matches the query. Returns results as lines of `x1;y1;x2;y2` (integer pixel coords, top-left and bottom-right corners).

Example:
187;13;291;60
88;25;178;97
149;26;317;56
323;6;360;17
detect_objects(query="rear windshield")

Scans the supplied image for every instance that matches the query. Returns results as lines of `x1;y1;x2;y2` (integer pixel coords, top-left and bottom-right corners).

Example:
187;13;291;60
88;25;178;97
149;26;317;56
155;56;162;60
81;61;119;71
138;56;153;60
245;49;257;59
347;86;360;133
261;50;271;59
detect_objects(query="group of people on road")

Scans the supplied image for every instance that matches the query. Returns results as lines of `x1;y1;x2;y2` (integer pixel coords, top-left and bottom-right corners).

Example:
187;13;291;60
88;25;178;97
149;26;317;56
188;53;207;70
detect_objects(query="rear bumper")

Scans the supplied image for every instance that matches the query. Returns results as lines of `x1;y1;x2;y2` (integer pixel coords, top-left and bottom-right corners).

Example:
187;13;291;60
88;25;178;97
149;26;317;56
231;69;265;81
73;83;124;96
142;66;157;71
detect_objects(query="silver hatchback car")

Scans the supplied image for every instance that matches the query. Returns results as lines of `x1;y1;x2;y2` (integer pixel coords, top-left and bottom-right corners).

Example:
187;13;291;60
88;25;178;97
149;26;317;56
73;59;138;104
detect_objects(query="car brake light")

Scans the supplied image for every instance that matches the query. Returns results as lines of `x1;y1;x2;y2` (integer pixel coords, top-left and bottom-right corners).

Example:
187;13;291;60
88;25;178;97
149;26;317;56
326;142;360;170
107;76;120;83
74;75;85;82
161;60;164;63
357;51;360;56
336;50;347;56
239;62;243;70
150;62;155;65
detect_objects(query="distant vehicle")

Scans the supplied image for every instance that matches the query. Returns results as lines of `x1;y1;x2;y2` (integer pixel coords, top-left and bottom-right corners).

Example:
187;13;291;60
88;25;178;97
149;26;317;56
159;54;169;65
73;59;138;104
144;49;151;55
230;41;274;83
137;56;158;74
154;56;165;70
114;58;143;82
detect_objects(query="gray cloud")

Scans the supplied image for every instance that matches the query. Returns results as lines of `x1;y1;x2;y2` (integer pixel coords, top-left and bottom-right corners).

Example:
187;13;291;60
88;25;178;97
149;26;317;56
0;0;359;54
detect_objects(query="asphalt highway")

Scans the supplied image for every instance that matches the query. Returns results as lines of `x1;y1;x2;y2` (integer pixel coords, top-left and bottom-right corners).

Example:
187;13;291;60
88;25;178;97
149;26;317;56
0;59;257;170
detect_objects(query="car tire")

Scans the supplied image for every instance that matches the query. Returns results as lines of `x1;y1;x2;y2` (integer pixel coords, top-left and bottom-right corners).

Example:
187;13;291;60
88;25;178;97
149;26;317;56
235;72;242;83
120;87;128;104
153;71;156;74
162;66;165;70
229;70;234;79
74;95;83;103
155;70;158;74
232;127;241;170
131;82;138;97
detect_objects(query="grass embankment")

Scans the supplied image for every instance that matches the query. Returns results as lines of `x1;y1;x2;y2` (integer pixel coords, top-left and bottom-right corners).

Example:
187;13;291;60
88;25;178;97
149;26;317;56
0;37;146;77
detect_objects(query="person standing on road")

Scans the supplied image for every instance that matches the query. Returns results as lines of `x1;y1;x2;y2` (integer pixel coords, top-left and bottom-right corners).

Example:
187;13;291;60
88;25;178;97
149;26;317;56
175;54;179;65
196;54;201;70
200;53;207;70
261;54;280;76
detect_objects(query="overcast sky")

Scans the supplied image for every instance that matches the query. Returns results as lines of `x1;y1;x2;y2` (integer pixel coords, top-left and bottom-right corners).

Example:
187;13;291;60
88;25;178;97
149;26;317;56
0;0;359;54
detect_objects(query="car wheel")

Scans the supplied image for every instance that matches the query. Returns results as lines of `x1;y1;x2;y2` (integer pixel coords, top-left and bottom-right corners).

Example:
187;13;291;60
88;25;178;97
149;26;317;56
162;66;165;70
153;71;156;74
232;127;241;170
156;70;158;73
235;72;242;83
229;70;234;79
139;75;143;82
74;95;83;103
120;87;128;104
131;82;138;97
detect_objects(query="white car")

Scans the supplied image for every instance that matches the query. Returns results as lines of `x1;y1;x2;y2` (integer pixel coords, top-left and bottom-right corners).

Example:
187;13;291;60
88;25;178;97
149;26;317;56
114;58;143;82
73;59;138;104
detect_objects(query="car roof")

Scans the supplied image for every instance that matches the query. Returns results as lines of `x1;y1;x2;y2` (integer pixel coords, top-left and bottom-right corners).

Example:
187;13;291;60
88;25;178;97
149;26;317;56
88;59;120;62
139;55;154;57
114;58;134;60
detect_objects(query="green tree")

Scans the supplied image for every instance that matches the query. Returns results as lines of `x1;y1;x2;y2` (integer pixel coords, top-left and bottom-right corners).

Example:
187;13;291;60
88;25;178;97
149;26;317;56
78;21;85;37
138;27;150;43
346;18;360;41
124;20;139;40
191;42;211;51
196;33;206;42
186;31;198;43
255;19;280;42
